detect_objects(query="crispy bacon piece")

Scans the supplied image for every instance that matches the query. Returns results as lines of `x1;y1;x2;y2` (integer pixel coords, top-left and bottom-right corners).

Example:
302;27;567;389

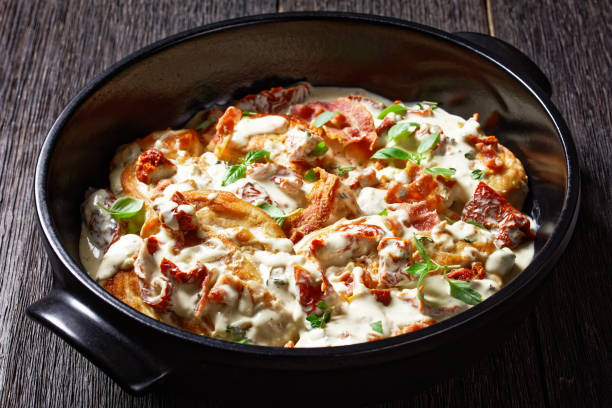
388;202;440;232
169;192;197;231
237;83;311;113
467;134;504;172
385;174;442;209
377;237;412;287
462;182;535;249
370;289;391;306
376;115;396;134
291;97;378;150
136;148;176;184
209;106;242;160
146;237;159;255
294;266;323;313
160;258;208;284
283;169;360;243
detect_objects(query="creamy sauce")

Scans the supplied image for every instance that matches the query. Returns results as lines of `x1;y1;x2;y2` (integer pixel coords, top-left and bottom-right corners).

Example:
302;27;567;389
80;84;537;347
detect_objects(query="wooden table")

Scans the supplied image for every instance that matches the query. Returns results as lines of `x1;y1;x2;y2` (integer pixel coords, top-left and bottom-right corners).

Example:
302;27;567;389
1;1;610;406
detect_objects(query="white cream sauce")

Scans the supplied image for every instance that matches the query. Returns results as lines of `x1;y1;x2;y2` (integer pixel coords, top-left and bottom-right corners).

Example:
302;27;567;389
80;84;536;347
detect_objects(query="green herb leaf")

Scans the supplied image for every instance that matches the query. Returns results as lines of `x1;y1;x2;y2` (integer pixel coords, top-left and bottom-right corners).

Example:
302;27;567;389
336;166;355;177
388;122;419;141
313;111;339;127
103;197;144;219
447;278;483;305
242;150;270;165
425;167;456;177
257;202;299;226
371;147;412;160
226;325;251;343
471;169;485;180
465;220;488;230
464;152;475;160
370;321;383;334
424;101;438;110
416;102;424;110
463;237;474;243
445;216;456;224
222;164;247;186
405;261;428;276
306;311;332;329
317;301;328;310
195;115;217;130
311;141;329;157
417;132;440;154
378;208;388;216
241;110;255;117
235;338;252;344
377;104;407;119
304;168;317;182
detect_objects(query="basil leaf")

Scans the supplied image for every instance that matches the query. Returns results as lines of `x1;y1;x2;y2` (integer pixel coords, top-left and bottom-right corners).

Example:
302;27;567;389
417;132;440;154
310;141;328;157
465;220;488;230
377;104;407;119
416;102;424;110
313;111;338;127
447;278;483;305
413;237;433;265
378;208;388;216
241;111;255;117
370;321;383;334
242;150;270;165
317;301;328;310
105;197;144;219
405;261;428;275
471;169;485;180
304;168;317;182
257;203;299;226
336;166;355;177
464;152;475;160
222;164;247;186
371;147;412;160
425;167;456;176
195;115;217;130
306;312;330;329
463;237;474;243
388;122;419;141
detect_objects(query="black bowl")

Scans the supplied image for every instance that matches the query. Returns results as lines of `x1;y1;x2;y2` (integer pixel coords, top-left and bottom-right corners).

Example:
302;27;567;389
29;12;580;397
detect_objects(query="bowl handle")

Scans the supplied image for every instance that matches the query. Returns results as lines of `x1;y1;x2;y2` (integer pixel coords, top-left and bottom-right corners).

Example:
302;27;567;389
454;32;552;97
26;288;170;394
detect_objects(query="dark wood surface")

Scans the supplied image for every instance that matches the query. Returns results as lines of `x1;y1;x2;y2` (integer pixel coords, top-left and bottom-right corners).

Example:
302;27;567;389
1;1;610;406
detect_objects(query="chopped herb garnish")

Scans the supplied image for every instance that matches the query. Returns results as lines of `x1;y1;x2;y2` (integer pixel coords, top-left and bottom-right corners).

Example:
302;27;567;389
100;197;143;219
405;236;461;303
417;132;440;154
195;115;217;130
371;147;412;161
463;237;474;243
425;167;456;177
424;101;438;110
416;102;424;110
235;338;252;344
471;169;485;180
241;110;255;116
377;103;407;119
317;301;328;310
257;202;299;227
226;325;251;343
388;122;419;141
378;208;388;216
336;166;355;177
370;321;383;334
242;150;271;164
444;216;456;224
304;168;317;182
306;311;331;329
465;220;488;230
221;150;270;186
464;152;475;160
311;141;329;157
221;164;247;186
446;278;482;305
313;111;339;127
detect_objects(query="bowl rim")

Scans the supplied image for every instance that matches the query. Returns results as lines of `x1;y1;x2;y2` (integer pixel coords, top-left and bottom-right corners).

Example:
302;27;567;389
34;11;581;359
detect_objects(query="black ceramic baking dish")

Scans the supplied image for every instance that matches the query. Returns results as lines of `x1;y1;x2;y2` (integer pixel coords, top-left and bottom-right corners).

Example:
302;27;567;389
29;12;580;398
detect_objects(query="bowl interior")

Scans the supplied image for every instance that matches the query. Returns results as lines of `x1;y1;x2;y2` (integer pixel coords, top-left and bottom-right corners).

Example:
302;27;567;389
44;18;567;285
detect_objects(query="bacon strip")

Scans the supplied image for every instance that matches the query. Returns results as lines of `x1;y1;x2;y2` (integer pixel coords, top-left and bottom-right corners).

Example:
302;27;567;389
237;83;311;113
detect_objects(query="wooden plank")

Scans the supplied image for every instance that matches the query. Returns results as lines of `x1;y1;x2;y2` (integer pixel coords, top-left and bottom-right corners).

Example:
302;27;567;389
0;1;274;407
489;0;612;406
278;0;491;33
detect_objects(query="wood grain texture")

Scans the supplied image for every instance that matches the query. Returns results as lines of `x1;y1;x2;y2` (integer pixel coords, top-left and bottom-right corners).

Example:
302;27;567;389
0;0;609;406
490;0;612;406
